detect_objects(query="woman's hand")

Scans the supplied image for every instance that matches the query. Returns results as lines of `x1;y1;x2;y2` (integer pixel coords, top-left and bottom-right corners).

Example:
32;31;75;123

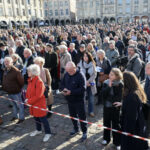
109;80;112;87
113;102;122;107
86;81;90;87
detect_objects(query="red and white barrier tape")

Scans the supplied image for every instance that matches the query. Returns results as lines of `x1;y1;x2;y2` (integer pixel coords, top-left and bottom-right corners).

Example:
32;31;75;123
0;95;150;143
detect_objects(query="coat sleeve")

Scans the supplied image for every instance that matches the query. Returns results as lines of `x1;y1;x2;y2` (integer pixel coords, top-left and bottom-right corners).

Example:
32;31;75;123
133;59;142;77
27;80;45;105
88;66;97;83
16;71;24;88
111;51;119;66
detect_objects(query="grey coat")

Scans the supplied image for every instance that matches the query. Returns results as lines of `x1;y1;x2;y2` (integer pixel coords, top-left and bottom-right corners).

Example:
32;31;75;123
106;49;119;67
60;51;72;79
126;54;143;78
78;61;97;95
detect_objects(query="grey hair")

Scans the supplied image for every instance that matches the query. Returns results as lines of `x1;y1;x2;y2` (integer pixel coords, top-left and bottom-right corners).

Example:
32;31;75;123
8;47;15;53
4;57;13;63
27;64;40;76
59;45;67;51
97;49;105;56
11;54;19;59
34;57;45;66
24;48;32;56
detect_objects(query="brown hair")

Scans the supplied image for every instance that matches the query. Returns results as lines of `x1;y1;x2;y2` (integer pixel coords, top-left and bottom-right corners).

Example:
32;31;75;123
111;68;123;81
83;51;96;66
123;71;147;104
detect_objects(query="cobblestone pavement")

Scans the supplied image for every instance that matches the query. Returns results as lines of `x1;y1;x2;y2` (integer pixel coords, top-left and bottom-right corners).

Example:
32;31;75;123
0;90;149;150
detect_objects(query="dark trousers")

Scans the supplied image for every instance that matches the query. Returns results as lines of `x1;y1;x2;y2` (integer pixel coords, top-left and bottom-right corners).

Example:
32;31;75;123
103;107;121;146
68;101;87;134
50;68;59;90
34;116;51;134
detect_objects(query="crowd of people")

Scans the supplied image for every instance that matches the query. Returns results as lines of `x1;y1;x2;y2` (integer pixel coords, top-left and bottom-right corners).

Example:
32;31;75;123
0;22;150;149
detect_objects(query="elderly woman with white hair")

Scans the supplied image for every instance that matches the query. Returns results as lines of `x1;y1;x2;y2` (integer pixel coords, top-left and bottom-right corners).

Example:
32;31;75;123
60;45;72;79
26;64;51;142
96;50;111;105
34;57;53;118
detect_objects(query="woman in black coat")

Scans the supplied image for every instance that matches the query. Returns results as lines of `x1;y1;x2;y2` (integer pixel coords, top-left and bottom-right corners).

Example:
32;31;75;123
101;68;123;148
115;71;148;150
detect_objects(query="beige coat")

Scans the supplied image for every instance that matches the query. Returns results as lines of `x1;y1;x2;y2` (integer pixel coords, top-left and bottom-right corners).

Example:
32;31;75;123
41;68;53;105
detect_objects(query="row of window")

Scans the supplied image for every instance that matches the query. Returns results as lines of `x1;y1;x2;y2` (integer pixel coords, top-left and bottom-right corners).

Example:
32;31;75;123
44;1;68;8
0;7;43;17
0;0;42;6
45;9;69;17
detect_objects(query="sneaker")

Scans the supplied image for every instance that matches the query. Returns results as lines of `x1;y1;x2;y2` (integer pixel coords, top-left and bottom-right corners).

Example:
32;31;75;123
16;119;24;124
43;134;51;142
101;140;107;145
70;130;79;136
80;133;87;142
30;130;42;137
117;146;121;150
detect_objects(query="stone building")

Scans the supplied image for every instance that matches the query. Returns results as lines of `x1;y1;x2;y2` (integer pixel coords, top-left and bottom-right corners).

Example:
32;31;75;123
44;0;76;25
0;0;44;28
76;0;150;24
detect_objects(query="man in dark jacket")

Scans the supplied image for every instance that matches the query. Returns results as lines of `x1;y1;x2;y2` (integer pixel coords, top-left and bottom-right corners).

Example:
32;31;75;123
114;36;125;56
144;62;150;138
22;48;34;84
61;61;87;142
2;57;24;124
16;40;25;60
44;44;58;90
0;42;8;84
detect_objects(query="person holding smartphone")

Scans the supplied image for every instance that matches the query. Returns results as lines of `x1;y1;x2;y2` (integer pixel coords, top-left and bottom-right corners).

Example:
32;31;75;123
101;68;123;150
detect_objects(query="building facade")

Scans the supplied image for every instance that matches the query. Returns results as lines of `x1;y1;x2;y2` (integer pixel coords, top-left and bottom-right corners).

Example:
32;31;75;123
0;0;44;28
76;0;150;24
44;0;76;25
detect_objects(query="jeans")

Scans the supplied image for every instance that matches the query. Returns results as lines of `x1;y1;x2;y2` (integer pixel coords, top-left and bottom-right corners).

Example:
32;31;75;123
34;116;51;134
86;87;94;114
68;101;87;134
9;93;24;120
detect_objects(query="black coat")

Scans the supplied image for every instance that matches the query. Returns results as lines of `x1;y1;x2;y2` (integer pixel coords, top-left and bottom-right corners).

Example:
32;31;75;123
16;45;25;60
0;49;8;70
44;52;58;77
74;40;86;51
121;93;148;150
115;40;125;56
102;81;123;107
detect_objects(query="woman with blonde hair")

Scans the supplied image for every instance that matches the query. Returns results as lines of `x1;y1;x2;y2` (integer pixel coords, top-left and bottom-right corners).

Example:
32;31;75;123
102;68;123;150
115;71;148;150
34;57;53;118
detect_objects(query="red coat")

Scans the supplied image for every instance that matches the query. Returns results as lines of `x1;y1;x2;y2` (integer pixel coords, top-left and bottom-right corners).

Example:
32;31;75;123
26;76;47;117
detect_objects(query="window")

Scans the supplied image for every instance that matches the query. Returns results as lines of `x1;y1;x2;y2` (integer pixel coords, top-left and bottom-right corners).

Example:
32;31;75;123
134;6;138;13
65;1;68;6
55;10;58;16
134;0;139;4
96;1;100;6
16;0;18;4
49;10;53;15
60;1;63;7
126;0;130;5
27;0;30;5
28;9;31;15
34;9;36;16
119;8;122;13
118;0;122;5
49;2;52;7
0;7;3;16
8;7;12;16
16;8;19;15
7;0;11;4
44;2;47;8
45;10;48;17
126;7;130;13
34;0;36;6
54;1;58;7
22;0;24;5
143;0;148;3
143;7;148;12
0;0;2;3
90;1;93;7
22;9;25;16
66;9;69;15
60;9;63;15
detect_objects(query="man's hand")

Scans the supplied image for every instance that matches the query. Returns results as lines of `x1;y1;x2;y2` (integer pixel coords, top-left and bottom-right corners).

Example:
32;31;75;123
62;88;71;96
86;81;90;87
